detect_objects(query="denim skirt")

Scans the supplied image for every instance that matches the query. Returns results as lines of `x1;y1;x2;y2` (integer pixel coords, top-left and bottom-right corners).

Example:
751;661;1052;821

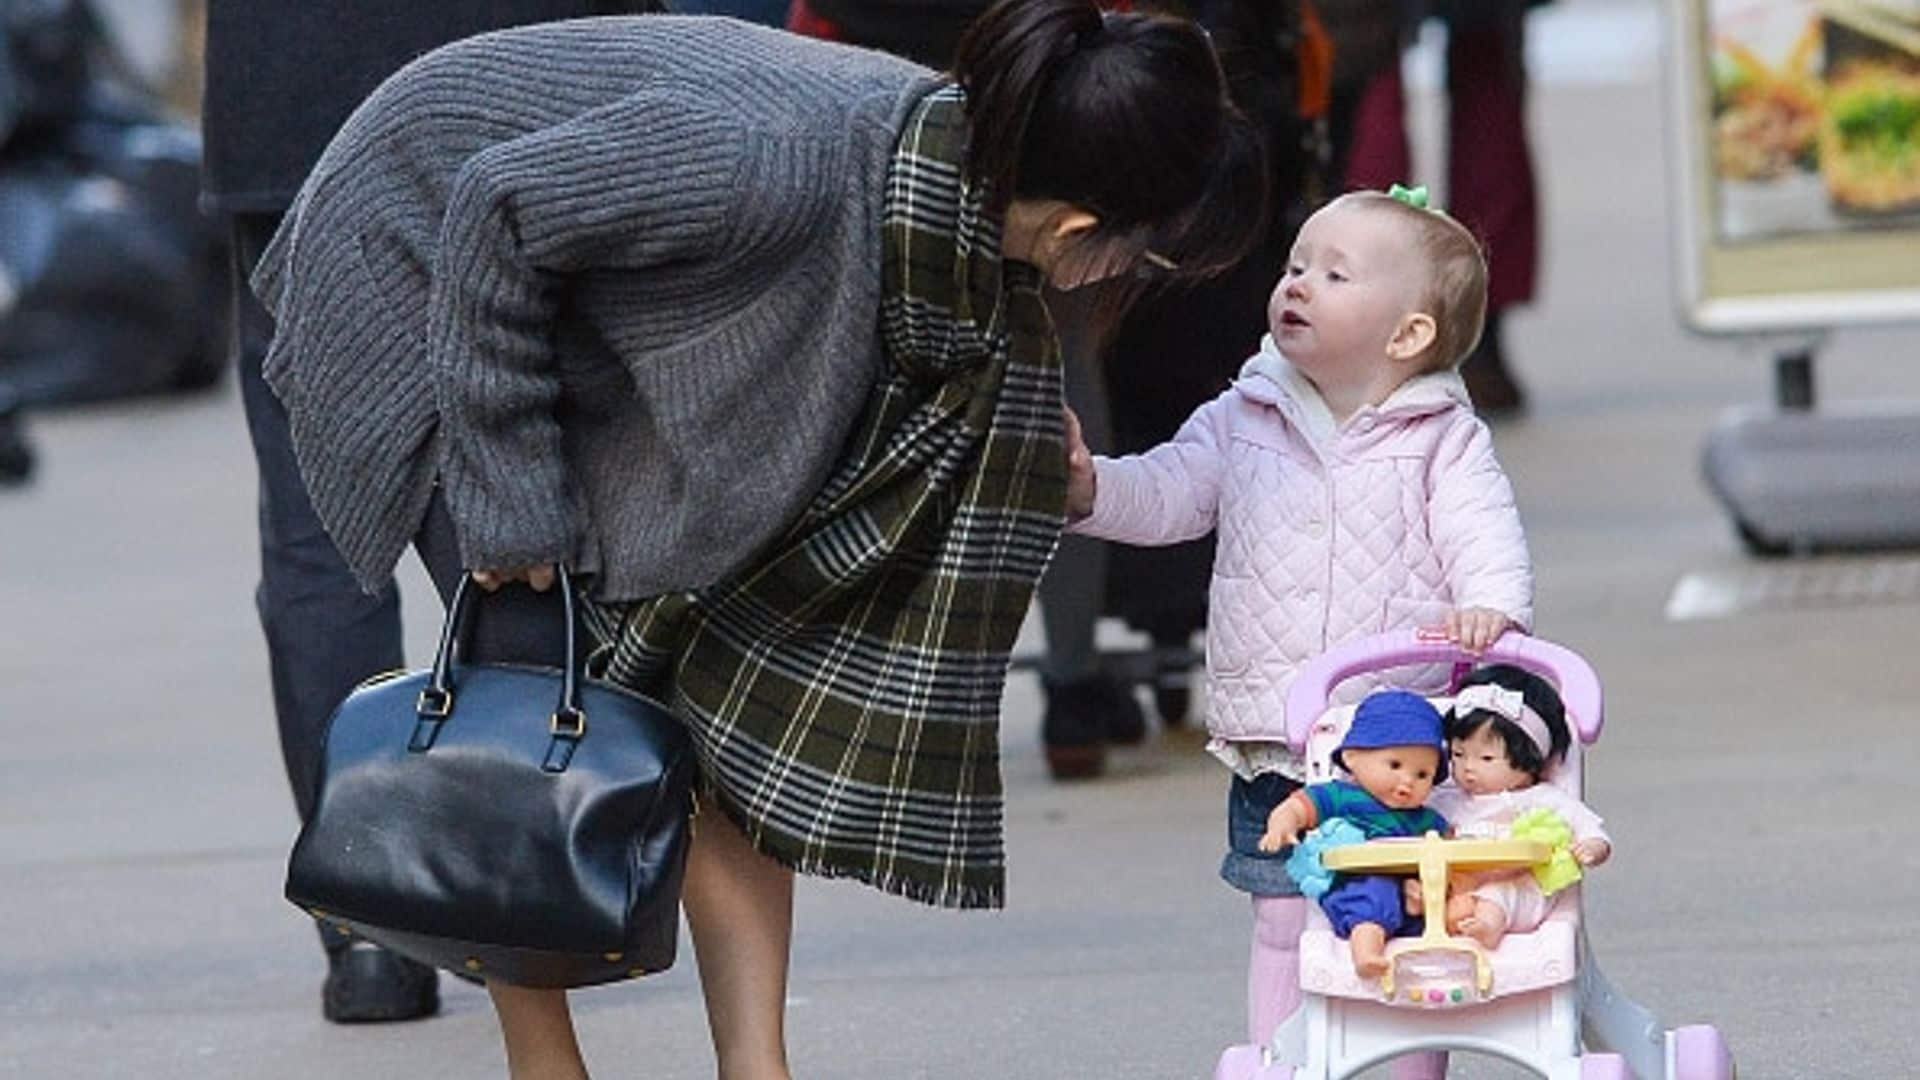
1220;772;1305;897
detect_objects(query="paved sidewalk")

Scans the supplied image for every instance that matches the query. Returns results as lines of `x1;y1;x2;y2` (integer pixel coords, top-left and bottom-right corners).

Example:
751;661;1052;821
5;6;1920;1077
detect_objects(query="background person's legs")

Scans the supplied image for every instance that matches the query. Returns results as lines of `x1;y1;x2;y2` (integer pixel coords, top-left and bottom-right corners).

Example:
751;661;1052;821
1036;289;1146;780
1443;0;1537;415
231;212;435;1022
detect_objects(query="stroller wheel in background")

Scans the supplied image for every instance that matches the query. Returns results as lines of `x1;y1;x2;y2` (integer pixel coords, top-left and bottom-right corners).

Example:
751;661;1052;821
1147;627;1199;731
0;383;36;487
1098;674;1148;747
1153;682;1191;729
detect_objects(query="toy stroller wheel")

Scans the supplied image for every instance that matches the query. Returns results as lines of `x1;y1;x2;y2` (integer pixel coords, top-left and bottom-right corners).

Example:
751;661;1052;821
1580;1052;1629;1079
1672;1024;1734;1079
1212;1043;1262;1080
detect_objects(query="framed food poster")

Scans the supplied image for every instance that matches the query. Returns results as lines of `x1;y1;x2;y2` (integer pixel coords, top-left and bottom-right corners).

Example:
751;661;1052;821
1669;0;1920;331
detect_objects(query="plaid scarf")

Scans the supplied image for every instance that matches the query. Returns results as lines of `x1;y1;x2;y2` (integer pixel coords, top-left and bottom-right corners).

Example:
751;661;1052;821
584;86;1065;909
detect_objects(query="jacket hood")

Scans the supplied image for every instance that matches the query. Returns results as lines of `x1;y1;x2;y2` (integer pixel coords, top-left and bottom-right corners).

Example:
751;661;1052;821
1233;335;1470;448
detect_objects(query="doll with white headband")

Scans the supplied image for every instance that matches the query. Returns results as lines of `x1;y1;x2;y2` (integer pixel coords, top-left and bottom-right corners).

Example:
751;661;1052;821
1421;664;1611;950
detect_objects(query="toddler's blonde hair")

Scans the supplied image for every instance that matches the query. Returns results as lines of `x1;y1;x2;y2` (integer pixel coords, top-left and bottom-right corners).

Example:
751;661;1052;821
1330;190;1489;372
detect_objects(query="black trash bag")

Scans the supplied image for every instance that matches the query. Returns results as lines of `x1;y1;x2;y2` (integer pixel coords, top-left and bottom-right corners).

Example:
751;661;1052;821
0;1;227;406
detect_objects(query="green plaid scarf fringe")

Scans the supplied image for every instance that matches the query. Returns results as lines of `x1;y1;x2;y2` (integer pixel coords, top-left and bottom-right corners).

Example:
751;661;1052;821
582;86;1065;910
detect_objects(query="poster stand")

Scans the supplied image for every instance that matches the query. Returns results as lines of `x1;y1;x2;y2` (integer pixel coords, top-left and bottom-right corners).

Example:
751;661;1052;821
1669;1;1920;553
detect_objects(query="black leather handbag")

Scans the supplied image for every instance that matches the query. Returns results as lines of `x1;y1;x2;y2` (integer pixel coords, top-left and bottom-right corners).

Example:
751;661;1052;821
285;568;693;989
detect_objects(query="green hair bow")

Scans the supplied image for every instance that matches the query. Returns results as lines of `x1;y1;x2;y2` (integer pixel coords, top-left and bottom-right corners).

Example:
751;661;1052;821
1387;183;1431;210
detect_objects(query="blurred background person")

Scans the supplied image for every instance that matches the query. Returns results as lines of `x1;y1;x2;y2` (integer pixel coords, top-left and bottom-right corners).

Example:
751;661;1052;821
200;0;662;1025
0;0;224;486
1328;0;1543;417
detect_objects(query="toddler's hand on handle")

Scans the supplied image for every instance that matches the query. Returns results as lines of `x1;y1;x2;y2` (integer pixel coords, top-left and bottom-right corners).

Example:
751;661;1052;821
1063;406;1096;520
1444;606;1512;655
472;563;558;592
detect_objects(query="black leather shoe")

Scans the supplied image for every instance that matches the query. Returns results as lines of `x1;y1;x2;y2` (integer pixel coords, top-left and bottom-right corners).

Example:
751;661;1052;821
323;942;440;1023
1091;674;1148;746
1041;674;1108;780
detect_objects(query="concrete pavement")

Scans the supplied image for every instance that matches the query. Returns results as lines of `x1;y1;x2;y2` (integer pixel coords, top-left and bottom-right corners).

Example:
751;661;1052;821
5;4;1920;1076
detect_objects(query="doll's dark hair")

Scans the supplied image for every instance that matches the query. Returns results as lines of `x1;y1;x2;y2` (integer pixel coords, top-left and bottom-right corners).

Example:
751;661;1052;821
1444;664;1571;779
952;0;1269;282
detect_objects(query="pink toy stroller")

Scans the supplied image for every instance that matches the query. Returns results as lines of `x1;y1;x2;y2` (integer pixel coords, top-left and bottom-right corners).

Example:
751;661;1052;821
1214;629;1736;1079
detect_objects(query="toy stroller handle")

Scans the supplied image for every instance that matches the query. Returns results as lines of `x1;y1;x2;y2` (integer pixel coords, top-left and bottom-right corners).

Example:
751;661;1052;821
1283;628;1603;751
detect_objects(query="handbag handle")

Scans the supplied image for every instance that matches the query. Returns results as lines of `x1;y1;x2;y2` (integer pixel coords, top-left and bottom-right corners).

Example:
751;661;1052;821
409;566;589;770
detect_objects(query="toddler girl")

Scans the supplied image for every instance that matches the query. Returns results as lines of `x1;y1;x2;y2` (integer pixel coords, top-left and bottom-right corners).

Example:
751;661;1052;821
1426;664;1611;949
1063;188;1533;1060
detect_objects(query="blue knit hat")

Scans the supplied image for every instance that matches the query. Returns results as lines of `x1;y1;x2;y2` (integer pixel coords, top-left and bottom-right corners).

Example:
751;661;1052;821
1332;689;1448;782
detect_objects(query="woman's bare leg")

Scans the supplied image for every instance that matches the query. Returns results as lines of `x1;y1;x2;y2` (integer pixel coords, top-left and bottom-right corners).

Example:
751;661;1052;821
488;982;588;1080
684;795;796;1080
483;795;794;1080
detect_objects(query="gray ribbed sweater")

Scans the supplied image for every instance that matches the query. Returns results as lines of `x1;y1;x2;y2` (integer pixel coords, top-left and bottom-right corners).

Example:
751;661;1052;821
254;16;939;600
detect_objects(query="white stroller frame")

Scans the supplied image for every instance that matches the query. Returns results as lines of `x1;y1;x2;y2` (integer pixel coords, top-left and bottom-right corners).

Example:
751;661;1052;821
1213;629;1734;1080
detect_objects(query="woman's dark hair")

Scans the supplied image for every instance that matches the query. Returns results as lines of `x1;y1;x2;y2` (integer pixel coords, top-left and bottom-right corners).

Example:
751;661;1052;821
952;0;1269;283
1444;664;1571;779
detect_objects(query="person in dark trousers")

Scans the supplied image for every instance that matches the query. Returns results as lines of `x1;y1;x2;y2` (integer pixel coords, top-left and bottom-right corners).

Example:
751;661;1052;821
200;0;659;1025
786;0;1328;780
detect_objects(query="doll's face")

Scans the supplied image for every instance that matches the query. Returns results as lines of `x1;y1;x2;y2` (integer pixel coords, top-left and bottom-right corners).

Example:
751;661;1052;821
1340;744;1441;809
1448;724;1536;796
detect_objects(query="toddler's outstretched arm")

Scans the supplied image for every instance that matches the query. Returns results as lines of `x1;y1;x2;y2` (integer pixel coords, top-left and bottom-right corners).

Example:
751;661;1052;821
1066;388;1233;546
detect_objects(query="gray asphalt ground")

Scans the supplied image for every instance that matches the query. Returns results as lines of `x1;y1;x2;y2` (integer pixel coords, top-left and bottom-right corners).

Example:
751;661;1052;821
5;4;1920;1077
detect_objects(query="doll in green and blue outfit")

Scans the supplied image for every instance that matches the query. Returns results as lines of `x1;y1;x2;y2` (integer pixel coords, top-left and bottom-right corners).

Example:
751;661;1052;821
1257;689;1449;978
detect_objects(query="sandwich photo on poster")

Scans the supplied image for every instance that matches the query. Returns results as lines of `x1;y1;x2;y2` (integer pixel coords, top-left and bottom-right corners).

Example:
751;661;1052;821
1672;0;1920;329
1711;0;1920;240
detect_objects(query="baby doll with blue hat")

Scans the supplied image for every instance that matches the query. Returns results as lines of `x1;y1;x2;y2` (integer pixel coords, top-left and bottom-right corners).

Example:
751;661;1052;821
1258;689;1450;977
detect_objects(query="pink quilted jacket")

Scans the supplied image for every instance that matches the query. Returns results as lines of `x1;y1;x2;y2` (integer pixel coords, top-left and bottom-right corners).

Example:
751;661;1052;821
1072;339;1532;743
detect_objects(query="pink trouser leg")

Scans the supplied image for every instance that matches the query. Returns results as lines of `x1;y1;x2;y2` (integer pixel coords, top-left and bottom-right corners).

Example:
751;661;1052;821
1247;896;1308;1046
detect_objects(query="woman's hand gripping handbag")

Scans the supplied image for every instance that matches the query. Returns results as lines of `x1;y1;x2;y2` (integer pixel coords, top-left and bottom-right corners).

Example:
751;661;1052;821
285;567;693;989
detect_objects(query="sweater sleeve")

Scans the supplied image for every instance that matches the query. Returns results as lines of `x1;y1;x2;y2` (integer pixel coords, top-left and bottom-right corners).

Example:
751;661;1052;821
431;91;746;572
1426;413;1534;630
1068;389;1233;546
